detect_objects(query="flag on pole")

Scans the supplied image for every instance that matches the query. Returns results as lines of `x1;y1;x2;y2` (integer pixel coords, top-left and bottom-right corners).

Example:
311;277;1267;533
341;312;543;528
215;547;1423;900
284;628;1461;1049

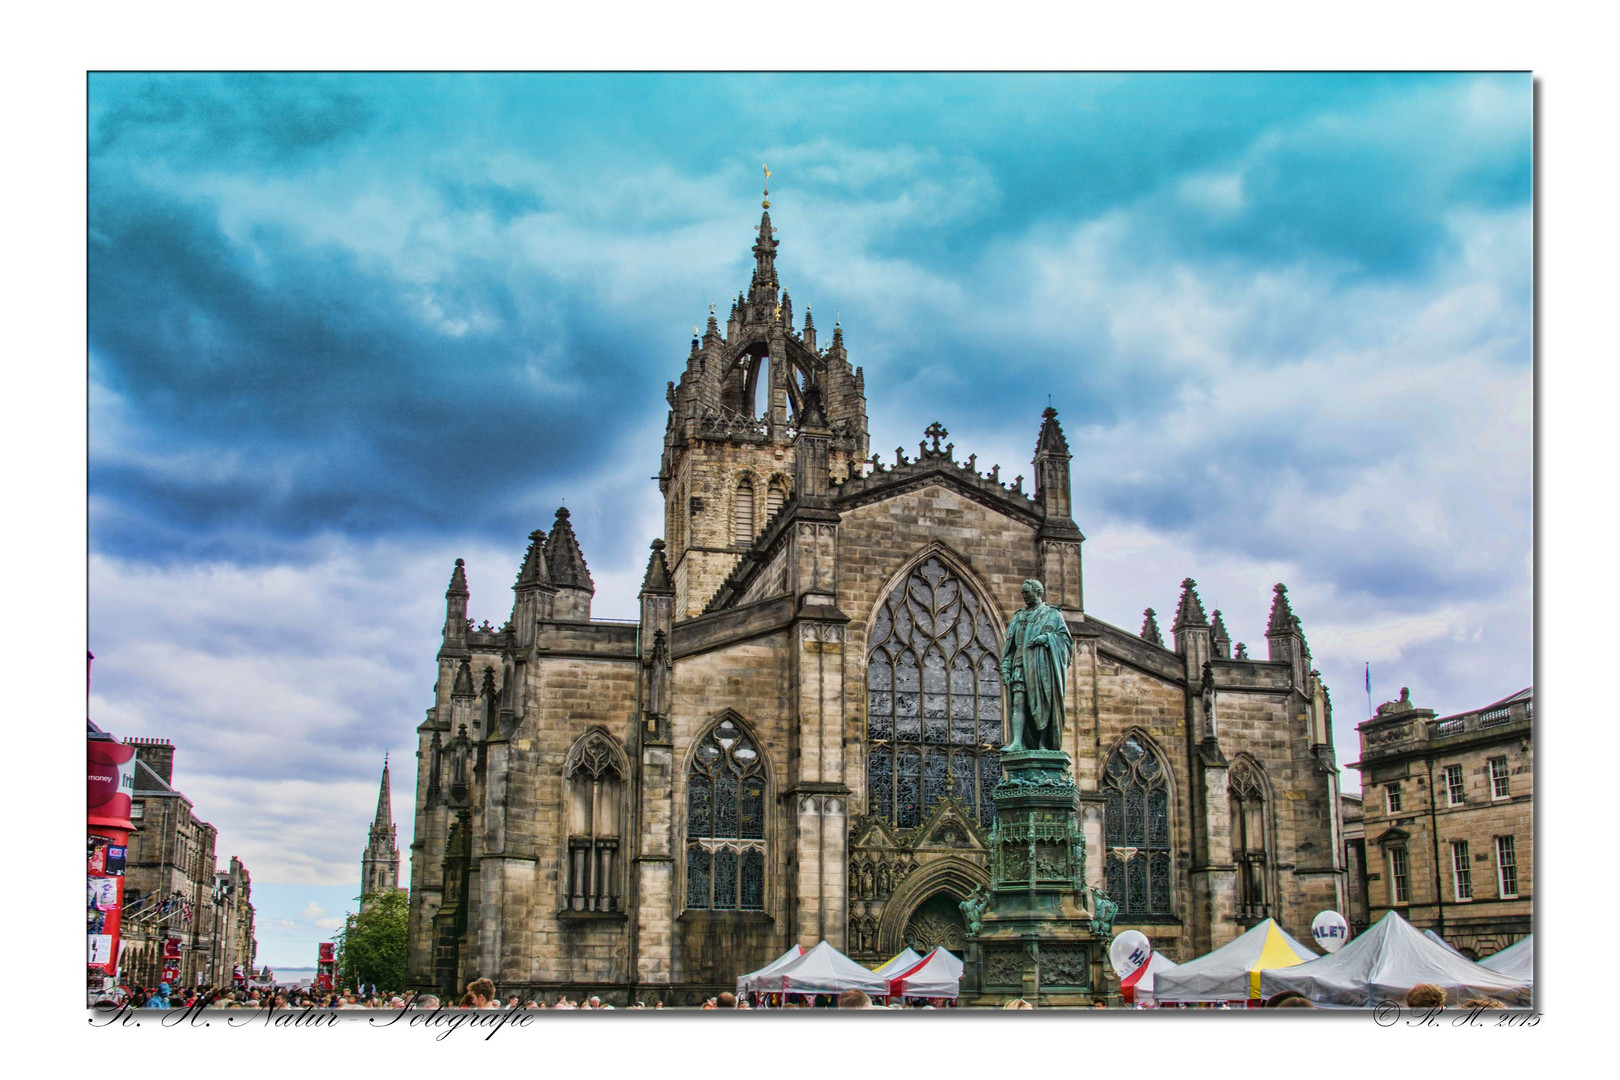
1365;664;1371;694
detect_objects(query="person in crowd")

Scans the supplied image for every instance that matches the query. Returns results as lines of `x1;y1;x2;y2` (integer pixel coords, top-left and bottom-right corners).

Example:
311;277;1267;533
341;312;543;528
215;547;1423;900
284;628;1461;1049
716;992;736;1008
1264;990;1316;1008
144;982;172;1009
466;978;498;1008
1406;983;1446;1009
1002;998;1034;1009
837;989;872;1009
701;997;717;1009
1462;997;1505;1009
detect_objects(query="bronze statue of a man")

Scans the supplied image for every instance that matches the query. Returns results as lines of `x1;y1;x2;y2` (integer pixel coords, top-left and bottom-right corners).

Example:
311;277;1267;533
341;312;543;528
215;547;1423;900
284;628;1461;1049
999;579;1073;752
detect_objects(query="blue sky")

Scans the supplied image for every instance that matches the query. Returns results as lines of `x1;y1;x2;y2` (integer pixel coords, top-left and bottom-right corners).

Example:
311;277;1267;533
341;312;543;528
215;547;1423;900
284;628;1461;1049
86;72;1531;966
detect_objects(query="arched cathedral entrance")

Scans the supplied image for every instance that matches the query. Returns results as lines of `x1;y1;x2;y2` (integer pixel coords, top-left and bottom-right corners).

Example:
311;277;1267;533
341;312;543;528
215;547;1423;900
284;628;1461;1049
903;891;967;955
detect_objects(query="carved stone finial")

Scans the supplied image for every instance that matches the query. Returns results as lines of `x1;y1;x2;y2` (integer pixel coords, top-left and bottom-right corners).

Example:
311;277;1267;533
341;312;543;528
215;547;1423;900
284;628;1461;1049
1173;577;1209;632
923;421;949;455
1140;607;1164;648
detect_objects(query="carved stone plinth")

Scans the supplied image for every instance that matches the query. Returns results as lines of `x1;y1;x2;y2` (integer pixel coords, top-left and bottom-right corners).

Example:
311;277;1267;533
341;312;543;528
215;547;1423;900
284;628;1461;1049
961;750;1107;1006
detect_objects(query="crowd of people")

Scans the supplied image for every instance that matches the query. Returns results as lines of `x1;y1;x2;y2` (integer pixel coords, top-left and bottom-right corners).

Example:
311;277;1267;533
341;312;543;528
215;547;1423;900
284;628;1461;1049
94;976;1509;1011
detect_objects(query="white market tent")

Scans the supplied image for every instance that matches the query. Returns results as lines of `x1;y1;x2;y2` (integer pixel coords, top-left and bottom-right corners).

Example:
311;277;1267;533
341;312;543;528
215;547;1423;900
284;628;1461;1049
737;944;806;994
1424;928;1467;958
771;940;890;995
873;948;924;980
1153;918;1318;1003
1480;934;1533;985
1260;911;1531;1007
887;947;964;999
1120;951;1179;1005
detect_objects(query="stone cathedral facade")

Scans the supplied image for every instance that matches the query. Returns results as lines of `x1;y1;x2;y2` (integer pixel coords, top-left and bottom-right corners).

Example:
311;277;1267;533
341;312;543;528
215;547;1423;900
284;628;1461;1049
404;207;1348;1002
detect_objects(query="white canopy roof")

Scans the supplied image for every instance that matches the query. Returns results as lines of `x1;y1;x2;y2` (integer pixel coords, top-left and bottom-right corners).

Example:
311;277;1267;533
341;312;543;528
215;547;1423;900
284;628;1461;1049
1480;934;1533;984
888;947;964;999
873;948;924;980
770;941;890;995
1153;918;1318;1002
1424;929;1467;957
1260;911;1532;1007
737;944;806;993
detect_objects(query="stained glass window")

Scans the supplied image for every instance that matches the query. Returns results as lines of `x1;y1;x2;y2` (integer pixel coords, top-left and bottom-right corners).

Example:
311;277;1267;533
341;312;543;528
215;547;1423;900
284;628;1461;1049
867;556;1003;828
1103;734;1173;915
686;718;767;911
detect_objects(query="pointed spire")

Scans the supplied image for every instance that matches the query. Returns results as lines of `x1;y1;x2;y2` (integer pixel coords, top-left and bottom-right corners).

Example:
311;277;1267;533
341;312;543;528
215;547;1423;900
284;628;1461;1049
751;209;779;296
446;558;468;598
1210;609;1232;657
515;529;550;589
1140;607;1164;648
1035;405;1071;457
372;756;393;830
452;657;475;698
640;539;674;595
799;373;828;429
1172;578;1209;631
544;507;594;592
1267;583;1296;637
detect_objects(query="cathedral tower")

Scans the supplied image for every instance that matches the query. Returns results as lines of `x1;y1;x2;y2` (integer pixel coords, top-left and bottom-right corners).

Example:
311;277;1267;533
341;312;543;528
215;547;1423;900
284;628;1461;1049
659;192;869;617
360;755;400;908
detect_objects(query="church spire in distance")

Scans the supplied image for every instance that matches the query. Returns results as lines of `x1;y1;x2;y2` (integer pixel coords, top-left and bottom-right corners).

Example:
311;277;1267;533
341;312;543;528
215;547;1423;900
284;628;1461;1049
360;753;400;909
373;754;393;830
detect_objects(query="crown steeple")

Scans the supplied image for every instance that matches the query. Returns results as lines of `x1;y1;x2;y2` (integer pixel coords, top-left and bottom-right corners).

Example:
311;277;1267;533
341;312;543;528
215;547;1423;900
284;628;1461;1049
657;189;870;618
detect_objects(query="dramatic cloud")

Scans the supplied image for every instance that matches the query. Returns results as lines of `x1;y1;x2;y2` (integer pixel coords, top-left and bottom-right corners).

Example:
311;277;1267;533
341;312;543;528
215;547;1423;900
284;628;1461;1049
88;73;1531;965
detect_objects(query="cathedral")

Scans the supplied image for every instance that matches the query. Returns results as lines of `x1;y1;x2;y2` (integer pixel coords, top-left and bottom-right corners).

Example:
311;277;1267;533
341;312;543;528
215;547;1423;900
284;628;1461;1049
403;201;1349;1002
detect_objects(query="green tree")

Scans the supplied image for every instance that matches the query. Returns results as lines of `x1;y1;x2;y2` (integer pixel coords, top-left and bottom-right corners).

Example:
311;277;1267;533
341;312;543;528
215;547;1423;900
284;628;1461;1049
335;890;408;994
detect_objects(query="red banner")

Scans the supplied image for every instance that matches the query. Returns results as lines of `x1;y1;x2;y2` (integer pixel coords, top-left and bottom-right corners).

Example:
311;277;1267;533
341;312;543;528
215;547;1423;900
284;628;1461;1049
163;937;183;960
88;742;137;830
318;942;335;962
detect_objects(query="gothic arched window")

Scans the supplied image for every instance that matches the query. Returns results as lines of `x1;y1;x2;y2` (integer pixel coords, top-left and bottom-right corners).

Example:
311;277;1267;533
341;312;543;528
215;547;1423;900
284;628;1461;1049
686;717;767;911
1229;759;1270;919
1103;734;1173;916
866;556;1002;828
734;479;756;544
564;732;626;913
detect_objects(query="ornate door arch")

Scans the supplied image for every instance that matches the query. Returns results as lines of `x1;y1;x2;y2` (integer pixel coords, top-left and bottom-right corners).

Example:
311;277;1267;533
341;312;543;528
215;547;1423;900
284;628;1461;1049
903;891;968;954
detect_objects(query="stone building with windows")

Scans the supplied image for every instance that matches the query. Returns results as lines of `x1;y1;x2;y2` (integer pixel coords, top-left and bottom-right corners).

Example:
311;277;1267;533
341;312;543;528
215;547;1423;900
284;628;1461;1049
119;738;256;989
214;855;257;987
404;205;1349;1002
1350;686;1533;958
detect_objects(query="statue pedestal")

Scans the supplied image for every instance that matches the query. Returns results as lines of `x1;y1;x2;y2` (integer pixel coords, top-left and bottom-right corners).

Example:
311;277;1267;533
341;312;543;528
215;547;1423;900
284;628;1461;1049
961;750;1107;1006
